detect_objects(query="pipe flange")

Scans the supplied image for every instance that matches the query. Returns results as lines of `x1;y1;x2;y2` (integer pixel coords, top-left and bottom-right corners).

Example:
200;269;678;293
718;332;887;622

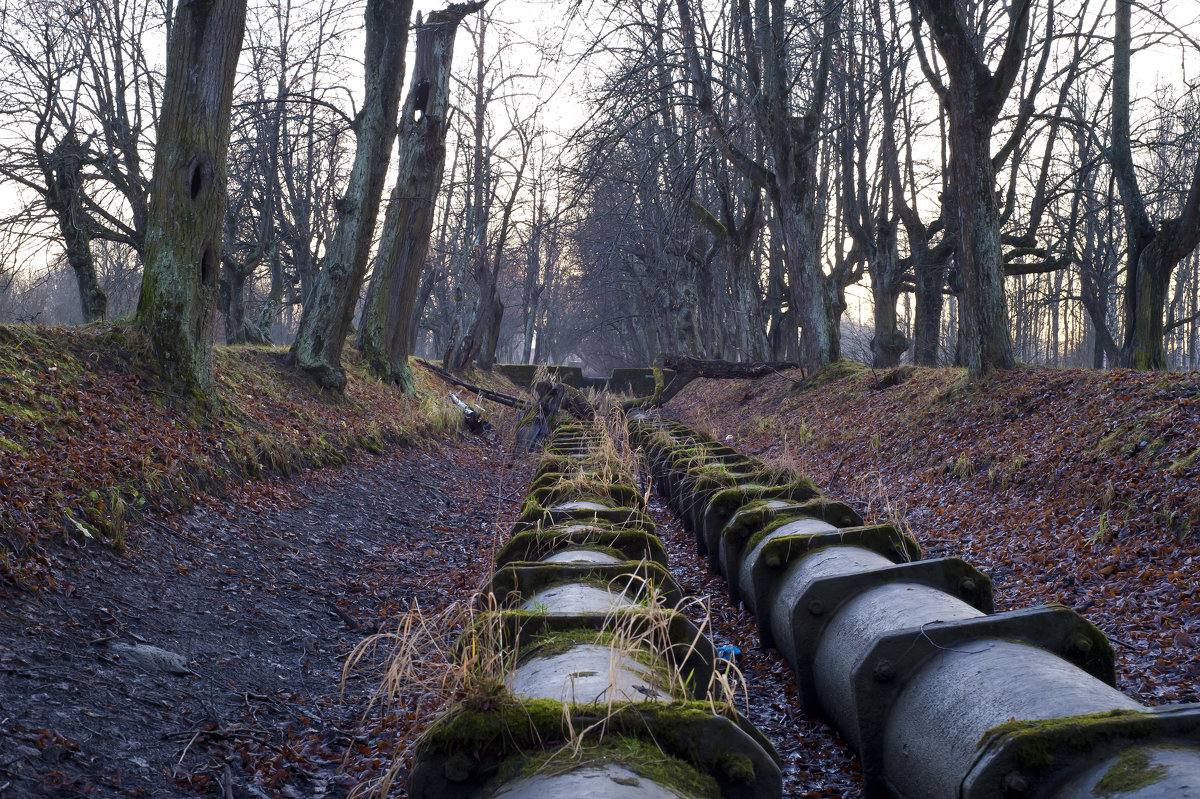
716;500;864;597
410;701;784;799
850;605;1116;797
741;524;921;647
783;557;993;713
496;524;668;567
962;705;1200;799
486;561;685;609
475;610;719;700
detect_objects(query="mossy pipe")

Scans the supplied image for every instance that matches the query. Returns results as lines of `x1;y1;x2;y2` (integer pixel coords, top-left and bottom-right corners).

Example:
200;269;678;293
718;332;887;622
409;422;783;799
1048;744;1200;799
879;641;1144;799
636;415;1200;799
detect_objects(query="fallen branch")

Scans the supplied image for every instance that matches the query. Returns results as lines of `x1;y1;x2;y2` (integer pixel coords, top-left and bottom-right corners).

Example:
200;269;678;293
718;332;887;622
660;354;802;379
416;360;528;409
449;391;492;434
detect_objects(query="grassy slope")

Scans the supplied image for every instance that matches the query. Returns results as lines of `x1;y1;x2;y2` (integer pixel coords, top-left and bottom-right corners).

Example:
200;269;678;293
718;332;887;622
668;361;1200;703
0;323;509;589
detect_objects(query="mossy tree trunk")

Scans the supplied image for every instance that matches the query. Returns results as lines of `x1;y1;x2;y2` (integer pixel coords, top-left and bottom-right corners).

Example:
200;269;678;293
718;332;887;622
359;2;485;392
289;0;414;390
136;0;248;397
911;244;947;365
869;221;908;368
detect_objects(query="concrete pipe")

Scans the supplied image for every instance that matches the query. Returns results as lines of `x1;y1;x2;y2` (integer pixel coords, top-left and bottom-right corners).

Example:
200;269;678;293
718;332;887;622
409;419;783;799
631;416;1200;799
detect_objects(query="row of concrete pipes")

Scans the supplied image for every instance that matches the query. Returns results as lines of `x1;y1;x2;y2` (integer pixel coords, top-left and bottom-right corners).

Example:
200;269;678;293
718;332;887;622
628;413;1200;799
408;418;783;798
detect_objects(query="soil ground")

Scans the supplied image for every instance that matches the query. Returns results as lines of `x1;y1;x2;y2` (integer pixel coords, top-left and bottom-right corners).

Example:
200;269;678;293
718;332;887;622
1;434;535;798
1;421;872;798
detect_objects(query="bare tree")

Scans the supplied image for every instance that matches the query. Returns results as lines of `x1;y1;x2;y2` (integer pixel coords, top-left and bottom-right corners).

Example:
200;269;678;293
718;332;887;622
1110;0;1200;369
359;1;486;389
289;0;414;390
677;0;838;372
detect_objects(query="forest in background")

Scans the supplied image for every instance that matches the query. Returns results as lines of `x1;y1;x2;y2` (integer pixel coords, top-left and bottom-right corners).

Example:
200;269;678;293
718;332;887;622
0;0;1198;385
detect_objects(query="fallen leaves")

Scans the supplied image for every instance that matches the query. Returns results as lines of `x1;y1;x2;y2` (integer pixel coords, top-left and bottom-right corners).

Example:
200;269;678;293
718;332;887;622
0;323;479;591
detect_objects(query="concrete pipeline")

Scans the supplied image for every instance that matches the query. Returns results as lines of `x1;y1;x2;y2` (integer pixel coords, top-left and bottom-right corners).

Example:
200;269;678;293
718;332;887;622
628;413;1200;799
408;417;783;798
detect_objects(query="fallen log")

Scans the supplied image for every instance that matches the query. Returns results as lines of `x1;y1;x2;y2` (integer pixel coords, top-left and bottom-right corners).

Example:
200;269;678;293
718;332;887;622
661;354;801;379
415;360;528;409
449;392;491;434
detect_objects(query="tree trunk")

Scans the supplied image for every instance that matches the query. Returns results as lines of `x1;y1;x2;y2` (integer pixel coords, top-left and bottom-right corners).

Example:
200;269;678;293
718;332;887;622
136;0;247;396
411;267;439;352
220;255;248;344
912;246;944;365
870;222;908;367
946;108;1015;375
676;0;835;374
289;0;414;390
913;0;1030;377
1123;243;1176;369
1111;0;1200;369
251;249;285;345
764;212;795;361
49;136;107;323
359;3;482;392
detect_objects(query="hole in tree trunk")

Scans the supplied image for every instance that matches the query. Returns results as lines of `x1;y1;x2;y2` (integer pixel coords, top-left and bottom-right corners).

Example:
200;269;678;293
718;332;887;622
200;246;217;286
188;156;213;200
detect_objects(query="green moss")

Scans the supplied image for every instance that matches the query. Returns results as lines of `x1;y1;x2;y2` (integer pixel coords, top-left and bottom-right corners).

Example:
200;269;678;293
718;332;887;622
490;561;681;607
514;503;655;535
736;501;861;551
519;627;623;659
515;628;677;692
497;364;586;388
496;525;668;567
1094;747;1169;796
417;699;749;773
494;735;721;798
715;752;756;784
977;709;1155;770
528;480;641;511
793;359;869;392
755;523;920;571
1168;447;1200;474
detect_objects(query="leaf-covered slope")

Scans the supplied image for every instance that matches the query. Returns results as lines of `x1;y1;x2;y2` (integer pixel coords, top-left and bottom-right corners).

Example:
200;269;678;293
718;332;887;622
668;363;1200;704
0;323;507;589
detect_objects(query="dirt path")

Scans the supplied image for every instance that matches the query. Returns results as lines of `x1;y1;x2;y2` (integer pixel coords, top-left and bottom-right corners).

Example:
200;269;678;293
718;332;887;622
1;435;532;798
